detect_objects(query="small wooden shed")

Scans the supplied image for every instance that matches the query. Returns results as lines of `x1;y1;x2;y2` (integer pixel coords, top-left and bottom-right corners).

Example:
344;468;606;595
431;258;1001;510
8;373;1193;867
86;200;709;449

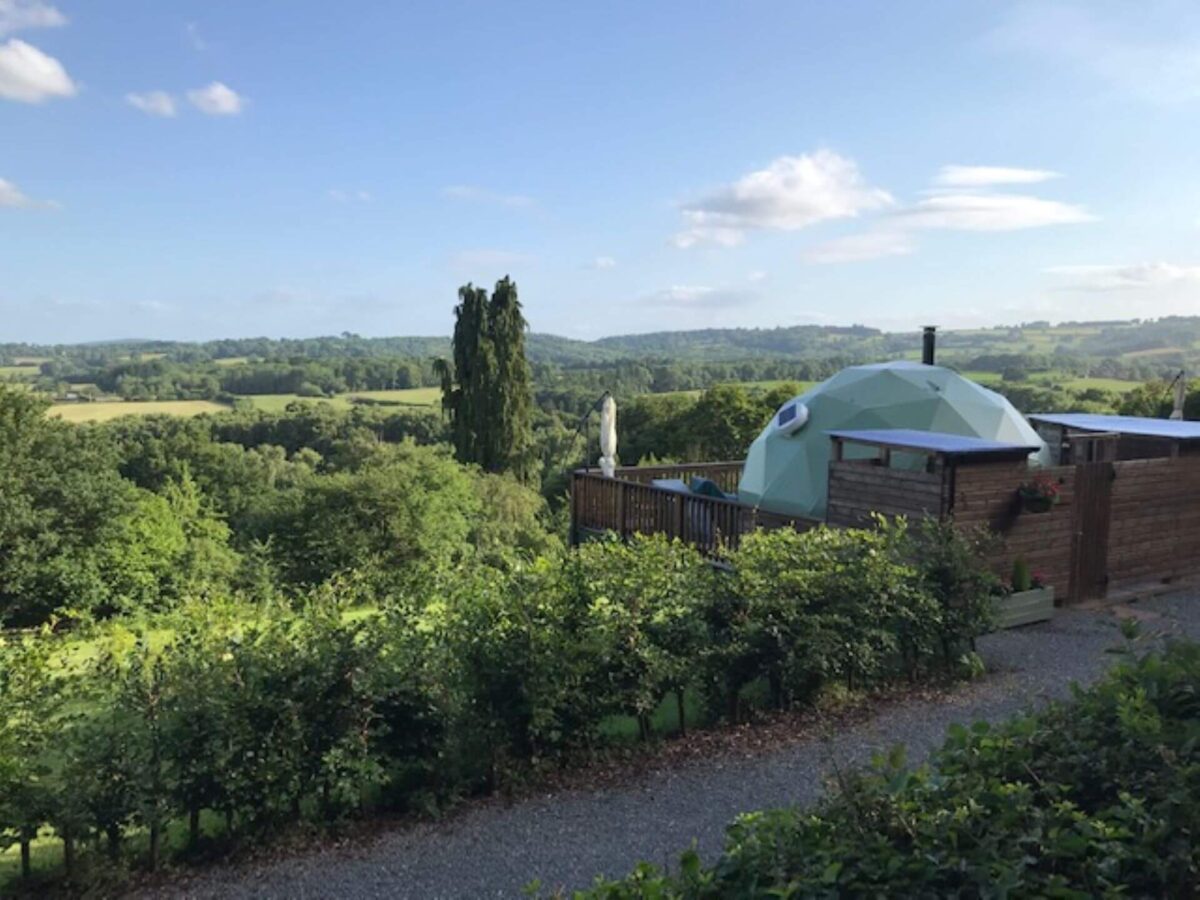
825;428;1041;528
1030;413;1200;463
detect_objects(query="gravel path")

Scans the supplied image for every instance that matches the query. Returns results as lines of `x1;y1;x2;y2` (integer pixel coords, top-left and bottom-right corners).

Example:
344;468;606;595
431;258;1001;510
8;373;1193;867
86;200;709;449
146;593;1200;900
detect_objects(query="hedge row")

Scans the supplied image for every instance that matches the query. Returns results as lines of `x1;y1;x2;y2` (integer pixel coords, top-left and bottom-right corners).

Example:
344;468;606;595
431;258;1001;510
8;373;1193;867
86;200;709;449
0;520;994;886
575;635;1200;898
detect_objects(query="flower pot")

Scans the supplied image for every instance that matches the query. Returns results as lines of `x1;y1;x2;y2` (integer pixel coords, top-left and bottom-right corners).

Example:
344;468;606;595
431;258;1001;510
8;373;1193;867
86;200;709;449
993;586;1054;630
1020;495;1055;514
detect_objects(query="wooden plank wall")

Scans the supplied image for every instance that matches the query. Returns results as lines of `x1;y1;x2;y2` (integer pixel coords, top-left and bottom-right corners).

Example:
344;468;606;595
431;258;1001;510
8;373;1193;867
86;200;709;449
1107;456;1200;592
950;462;1077;601
826;460;946;527
571;470;820;557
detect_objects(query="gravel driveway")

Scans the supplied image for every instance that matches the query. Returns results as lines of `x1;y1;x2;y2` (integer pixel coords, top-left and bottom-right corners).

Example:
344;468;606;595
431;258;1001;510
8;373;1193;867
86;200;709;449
144;593;1200;900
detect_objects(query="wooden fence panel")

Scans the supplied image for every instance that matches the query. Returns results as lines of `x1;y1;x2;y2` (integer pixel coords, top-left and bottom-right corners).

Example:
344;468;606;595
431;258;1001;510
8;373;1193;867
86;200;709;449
951;462;1077;602
1107;456;1200;592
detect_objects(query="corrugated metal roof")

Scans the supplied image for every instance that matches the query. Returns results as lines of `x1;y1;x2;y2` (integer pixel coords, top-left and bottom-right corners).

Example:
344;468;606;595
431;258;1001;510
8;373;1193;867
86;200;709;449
1029;413;1200;440
826;428;1040;456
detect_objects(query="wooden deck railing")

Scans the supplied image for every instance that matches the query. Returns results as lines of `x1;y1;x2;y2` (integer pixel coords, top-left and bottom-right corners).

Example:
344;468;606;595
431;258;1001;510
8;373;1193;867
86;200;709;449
571;462;817;556
600;461;745;494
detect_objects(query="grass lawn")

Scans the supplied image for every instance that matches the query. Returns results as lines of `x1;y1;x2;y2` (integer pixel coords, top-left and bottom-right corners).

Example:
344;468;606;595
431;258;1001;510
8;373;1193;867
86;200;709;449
48;400;232;422
213;356;249;366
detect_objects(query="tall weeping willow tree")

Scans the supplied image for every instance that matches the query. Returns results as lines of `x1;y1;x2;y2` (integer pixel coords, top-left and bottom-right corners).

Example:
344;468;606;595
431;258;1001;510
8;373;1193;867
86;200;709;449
436;277;535;480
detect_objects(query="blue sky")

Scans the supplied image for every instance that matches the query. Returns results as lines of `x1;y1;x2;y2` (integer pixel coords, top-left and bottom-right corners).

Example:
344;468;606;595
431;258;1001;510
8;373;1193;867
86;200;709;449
2;0;1200;343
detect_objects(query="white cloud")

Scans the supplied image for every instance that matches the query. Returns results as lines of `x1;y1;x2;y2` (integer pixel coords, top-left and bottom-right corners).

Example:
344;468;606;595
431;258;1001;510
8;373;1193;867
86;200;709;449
804;230;916;264
443;184;536;209
590;256;617;269
126;90;177;117
0;0;66;36
450;249;533;271
0;37;74;102
747;270;767;282
185;22;206;51
990;3;1200;105
933;165;1061;187
0;176;54;209
892;193;1094;231
673;150;893;248
640;285;757;309
187;81;245;115
328;188;372;203
1046;262;1200;291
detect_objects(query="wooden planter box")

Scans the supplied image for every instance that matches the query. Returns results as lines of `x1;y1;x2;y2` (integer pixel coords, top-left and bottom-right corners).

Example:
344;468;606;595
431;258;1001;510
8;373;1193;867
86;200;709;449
994;586;1055;630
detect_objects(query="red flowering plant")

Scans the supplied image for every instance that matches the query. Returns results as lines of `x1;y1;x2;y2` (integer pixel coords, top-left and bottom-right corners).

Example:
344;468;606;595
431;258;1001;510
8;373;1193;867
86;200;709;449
1018;473;1060;513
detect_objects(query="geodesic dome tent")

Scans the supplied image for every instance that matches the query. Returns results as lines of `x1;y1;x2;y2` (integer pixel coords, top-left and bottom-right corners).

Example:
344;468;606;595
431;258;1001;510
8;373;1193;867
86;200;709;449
738;362;1049;519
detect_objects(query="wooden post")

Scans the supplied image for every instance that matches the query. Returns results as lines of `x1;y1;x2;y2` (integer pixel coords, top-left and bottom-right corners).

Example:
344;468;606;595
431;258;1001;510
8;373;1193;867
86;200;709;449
569;473;579;546
616;482;626;538
675;494;686;540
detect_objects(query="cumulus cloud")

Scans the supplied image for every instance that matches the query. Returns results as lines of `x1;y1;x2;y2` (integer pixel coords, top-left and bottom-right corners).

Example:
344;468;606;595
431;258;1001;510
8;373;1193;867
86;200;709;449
590;256;617;269
892;193;1093;231
327;188;372;203
187;81;245;115
450;249;533;271
0;37;74;102
126;90;177;117
640;285;758;309
804;230;916;264
990;3;1200;105
443;184;536;209
0;176;55;209
0;0;66;36
673;150;893;248
185;22;206;51
1046;262;1200;291
933;165;1061;187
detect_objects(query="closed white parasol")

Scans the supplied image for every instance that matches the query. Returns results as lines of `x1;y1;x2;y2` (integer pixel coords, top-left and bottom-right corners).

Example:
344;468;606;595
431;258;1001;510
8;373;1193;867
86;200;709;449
599;393;617;477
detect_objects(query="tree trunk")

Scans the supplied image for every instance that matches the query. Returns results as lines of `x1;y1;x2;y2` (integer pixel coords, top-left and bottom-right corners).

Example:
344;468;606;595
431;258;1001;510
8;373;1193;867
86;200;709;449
149;820;160;871
189;807;201;849
675;689;687;736
19;838;30;880
106;824;120;860
63;828;75;879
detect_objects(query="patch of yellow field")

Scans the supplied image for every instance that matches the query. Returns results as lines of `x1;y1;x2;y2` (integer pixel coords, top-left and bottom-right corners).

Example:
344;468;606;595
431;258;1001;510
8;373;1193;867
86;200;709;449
49;400;231;422
245;388;441;412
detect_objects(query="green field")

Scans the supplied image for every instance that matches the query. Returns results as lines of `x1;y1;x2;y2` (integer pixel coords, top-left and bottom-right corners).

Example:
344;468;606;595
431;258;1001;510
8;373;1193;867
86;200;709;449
0;365;39;380
49;400;232;422
213;356;249;366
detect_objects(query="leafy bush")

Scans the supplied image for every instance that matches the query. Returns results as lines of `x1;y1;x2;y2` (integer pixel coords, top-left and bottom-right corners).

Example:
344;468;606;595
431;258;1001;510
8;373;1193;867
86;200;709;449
0;523;997;888
713;522;972;717
573;639;1200;898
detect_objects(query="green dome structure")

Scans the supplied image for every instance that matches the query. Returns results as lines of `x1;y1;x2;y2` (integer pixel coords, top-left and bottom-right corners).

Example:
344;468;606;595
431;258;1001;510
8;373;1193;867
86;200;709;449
738;362;1049;519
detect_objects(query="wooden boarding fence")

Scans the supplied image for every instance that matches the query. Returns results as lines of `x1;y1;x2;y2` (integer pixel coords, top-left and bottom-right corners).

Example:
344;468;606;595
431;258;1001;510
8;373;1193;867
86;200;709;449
571;464;816;556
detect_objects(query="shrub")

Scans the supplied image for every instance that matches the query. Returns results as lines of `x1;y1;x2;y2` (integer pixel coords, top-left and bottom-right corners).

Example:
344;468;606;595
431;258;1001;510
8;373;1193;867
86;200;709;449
0;520;999;888
573;640;1200;898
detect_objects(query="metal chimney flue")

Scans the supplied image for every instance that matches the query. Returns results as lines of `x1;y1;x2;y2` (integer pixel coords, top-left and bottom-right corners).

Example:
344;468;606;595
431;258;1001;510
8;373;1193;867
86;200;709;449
922;326;937;365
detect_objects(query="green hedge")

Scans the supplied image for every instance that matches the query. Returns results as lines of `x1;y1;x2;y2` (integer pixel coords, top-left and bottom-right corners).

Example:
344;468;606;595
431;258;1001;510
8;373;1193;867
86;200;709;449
575;637;1200;898
0;521;991;886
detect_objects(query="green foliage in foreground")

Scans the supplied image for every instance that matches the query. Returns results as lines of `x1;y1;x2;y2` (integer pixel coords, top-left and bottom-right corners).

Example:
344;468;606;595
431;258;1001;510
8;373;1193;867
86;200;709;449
573;637;1200;899
0;523;992;888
